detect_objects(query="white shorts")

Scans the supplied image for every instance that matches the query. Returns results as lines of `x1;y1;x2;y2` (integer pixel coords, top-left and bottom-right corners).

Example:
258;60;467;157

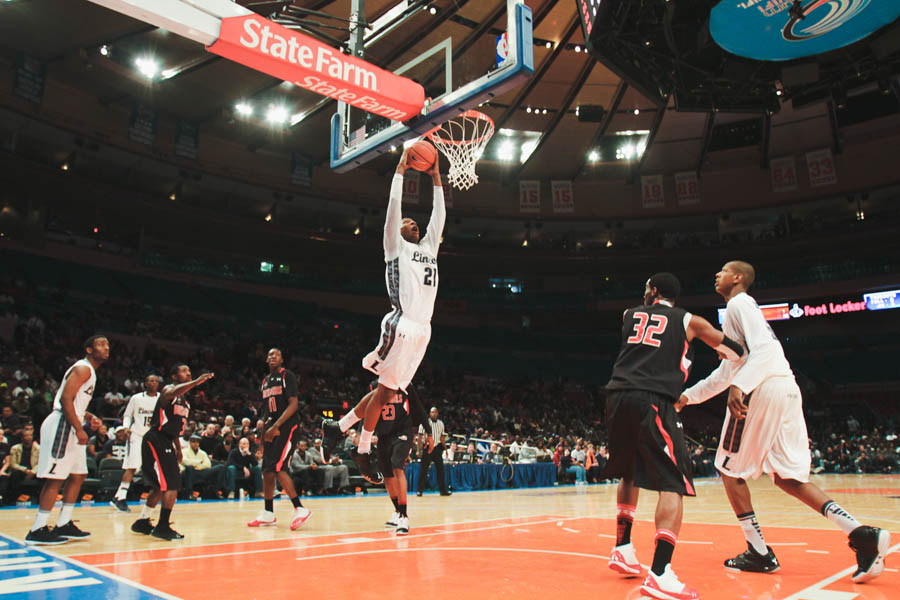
362;312;431;392
715;376;811;482
122;435;144;470
37;411;87;480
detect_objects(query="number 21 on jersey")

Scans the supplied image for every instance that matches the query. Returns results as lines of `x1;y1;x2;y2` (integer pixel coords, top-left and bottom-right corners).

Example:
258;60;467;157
627;312;668;347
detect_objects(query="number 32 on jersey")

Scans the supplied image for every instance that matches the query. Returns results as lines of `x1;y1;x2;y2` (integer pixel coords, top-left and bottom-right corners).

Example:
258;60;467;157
627;312;668;347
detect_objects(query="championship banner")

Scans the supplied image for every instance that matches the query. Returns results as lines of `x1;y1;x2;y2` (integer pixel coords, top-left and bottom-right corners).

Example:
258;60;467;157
402;171;419;204
208;16;424;121
174;119;199;160
290;153;312;187
770;155;798;193
674;171;700;206
641;174;664;208
551;180;574;213
806;148;837;188
12;53;45;105
519;180;540;213
128;102;158;147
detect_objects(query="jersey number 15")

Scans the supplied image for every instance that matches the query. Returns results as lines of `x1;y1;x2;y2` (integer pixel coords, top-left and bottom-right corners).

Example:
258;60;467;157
627;312;668;347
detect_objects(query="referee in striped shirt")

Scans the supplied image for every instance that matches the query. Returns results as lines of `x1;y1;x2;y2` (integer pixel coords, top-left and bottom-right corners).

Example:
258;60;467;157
417;407;451;496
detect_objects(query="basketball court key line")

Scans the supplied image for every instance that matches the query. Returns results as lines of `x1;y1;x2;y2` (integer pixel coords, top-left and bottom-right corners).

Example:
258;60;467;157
294;547;611;563
783;541;900;600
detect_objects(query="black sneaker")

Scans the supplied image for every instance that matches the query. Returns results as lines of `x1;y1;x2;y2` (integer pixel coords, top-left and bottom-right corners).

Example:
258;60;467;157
724;543;780;573
849;525;890;583
350;449;383;484
25;526;67;545
131;518;154;535
151;525;185;541
110;499;131;513
54;521;91;540
321;418;342;460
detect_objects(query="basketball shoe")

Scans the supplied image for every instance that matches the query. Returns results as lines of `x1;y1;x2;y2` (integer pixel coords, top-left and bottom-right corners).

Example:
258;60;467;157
350;449;383;484
385;511;400;528
247;511;277;527
609;542;642;575
640;565;700;600
321;418;342;460
396;516;409;536
290;507;312;531
849;526;890;583
724;543;780;573
54;521;91;540
131;518;153;535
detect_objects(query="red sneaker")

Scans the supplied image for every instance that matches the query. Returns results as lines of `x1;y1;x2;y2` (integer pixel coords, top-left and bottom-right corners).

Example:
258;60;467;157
247;512;276;527
640;565;700;600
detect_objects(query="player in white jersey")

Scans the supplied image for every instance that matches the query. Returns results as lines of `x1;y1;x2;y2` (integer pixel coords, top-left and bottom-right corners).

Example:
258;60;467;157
26;335;109;545
110;374;160;512
678;261;889;582
322;148;444;483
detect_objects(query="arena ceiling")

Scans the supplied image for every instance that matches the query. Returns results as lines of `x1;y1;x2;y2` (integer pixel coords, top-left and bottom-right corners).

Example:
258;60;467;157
1;0;900;187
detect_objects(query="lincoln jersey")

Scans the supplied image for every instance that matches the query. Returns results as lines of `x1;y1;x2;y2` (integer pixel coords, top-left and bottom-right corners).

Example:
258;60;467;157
149;395;190;440
52;359;96;419
260;367;300;427
383;173;446;324
606;300;694;401
123;392;159;437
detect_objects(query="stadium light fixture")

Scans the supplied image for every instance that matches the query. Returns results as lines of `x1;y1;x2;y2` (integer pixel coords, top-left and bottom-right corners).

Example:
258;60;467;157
235;102;253;116
266;105;289;125
135;56;160;79
589;150;599;162
99;45;110;56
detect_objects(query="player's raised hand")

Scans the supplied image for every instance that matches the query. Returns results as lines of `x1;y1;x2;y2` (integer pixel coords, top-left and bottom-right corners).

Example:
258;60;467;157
396;147;410;174
727;386;748;420
197;372;215;384
426;154;442;186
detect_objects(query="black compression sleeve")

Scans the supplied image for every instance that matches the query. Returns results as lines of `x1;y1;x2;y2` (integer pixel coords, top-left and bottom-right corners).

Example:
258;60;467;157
405;384;430;432
719;335;745;359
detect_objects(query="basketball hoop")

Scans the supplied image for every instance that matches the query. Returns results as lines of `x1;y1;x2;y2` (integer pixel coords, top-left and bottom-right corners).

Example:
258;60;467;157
426;110;495;191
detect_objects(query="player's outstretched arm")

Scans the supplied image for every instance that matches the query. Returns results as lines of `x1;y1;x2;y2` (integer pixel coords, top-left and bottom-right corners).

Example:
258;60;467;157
421;158;446;252
686;315;744;360
160;372;215;406
384;150;408;257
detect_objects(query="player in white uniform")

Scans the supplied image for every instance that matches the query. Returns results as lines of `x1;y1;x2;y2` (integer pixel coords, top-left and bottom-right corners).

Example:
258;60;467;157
678;261;889;582
110;374;160;512
322;148;444;483
26;335;110;545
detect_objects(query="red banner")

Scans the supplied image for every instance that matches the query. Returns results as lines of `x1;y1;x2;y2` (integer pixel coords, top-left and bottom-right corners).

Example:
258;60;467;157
208;16;425;121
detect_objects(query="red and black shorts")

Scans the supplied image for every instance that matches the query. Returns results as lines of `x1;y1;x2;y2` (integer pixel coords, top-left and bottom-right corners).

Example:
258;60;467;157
262;423;300;473
602;390;695;496
141;429;182;492
376;431;413;476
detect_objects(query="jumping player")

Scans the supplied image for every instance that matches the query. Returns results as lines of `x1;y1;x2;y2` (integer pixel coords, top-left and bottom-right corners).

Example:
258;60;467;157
603;274;744;600
131;364;213;540
111;374;161;512
247;348;311;530
322;148;444;483
679;261;890;582
26;335;110;545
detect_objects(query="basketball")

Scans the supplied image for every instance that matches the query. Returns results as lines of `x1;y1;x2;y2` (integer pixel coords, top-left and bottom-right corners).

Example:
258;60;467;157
407;140;437;171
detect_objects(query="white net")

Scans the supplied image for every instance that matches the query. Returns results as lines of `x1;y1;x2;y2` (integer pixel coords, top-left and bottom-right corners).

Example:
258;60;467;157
426;110;495;191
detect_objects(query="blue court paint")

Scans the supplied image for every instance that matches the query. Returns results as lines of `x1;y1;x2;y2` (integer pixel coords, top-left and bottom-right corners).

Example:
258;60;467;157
0;533;174;599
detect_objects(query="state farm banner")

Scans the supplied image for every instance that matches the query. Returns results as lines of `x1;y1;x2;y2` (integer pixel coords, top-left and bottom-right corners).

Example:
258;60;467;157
519;180;540;213
806;148;837;188
770;155;798;192
674;171;700;205
402;171;419;204
641;175;664;208
208;16;424;121
551;180;574;213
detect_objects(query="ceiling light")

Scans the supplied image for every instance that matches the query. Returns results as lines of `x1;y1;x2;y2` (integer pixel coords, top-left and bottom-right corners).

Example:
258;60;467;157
633;108;640;115
574;46;582;53
775;89;783;96
542;108;548;115
60;163;69;171
235;102;253;116
266;105;289;124
498;142;515;161
99;45;110;56
169;192;177;201
522;239;528;247
135;56;160;79
354;226;360;235
429;6;437;15
589;150;599;162
545;41;552;49
526;107;532;114
606;240;613;248
264;213;273;222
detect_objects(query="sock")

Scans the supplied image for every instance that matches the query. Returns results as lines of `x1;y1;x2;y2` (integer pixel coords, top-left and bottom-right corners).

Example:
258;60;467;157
616;503;636;546
338;411;361;433
391;497;399;511
651;529;677;576
821;500;862;535
358;429;373;453
737;511;768;555
58;503;75;526
290;496;302;509
115;482;130;501
31;510;51;532
159;507;172;528
140;504;153;520
265;498;274;513
398;503;407;518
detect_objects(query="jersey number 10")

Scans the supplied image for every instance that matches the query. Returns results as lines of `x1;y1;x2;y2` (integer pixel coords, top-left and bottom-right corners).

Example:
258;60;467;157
626;312;668;347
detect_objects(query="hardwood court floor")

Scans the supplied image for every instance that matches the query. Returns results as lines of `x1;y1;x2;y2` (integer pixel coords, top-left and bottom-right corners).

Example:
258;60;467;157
0;474;897;599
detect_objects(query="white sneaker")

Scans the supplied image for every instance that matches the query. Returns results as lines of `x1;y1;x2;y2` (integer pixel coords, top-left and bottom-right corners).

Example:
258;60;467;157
396;516;409;536
385;511;400;528
609;542;642;575
247;511;276;527
290;507;311;531
640;565;699;600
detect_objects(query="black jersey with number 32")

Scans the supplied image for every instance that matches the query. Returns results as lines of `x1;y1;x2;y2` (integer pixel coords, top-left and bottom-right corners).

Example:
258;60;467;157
150;395;191;440
261;368;299;427
606;302;694;401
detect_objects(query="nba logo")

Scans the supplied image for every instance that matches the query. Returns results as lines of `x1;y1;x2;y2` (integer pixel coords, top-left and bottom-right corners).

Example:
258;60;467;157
496;32;509;68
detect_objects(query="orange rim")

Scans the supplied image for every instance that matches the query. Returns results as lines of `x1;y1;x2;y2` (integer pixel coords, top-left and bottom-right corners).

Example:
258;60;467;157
426;110;495;146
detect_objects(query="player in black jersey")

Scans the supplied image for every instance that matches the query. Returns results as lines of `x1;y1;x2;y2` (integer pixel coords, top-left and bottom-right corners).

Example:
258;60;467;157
131;364;213;541
374;381;430;535
247;348;310;530
603;273;744;600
